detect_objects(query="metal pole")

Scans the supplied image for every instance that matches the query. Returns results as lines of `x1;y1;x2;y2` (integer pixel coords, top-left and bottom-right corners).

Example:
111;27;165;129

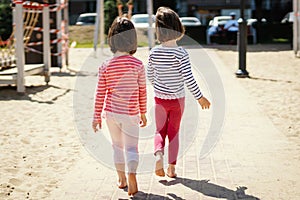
293;0;300;57
147;0;155;49
99;0;105;49
235;0;249;77
93;0;101;55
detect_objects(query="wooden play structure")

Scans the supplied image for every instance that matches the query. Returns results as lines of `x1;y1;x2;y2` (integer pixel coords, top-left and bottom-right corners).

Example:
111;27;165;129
0;0;69;93
117;0;134;18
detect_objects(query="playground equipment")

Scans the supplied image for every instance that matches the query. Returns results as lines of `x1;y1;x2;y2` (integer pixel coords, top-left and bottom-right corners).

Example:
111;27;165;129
0;0;69;93
24;0;69;68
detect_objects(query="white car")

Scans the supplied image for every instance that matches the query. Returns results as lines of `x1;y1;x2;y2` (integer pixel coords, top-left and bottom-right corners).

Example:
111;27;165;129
180;17;201;26
206;16;231;44
208;16;232;27
281;12;294;23
75;13;97;26
131;14;155;29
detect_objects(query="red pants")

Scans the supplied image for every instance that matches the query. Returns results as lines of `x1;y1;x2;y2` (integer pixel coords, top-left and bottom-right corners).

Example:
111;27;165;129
154;97;185;165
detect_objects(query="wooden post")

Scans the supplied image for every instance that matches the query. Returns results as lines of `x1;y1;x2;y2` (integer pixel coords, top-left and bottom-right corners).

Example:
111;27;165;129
64;0;69;66
43;4;51;83
127;0;133;19
117;0;123;17
56;0;62;67
15;1;25;93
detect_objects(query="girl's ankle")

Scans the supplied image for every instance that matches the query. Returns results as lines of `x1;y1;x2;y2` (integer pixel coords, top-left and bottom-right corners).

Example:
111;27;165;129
168;164;175;168
155;151;163;160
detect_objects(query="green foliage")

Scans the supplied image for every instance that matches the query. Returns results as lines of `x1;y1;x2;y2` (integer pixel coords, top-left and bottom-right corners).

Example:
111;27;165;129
104;0;118;34
0;0;13;40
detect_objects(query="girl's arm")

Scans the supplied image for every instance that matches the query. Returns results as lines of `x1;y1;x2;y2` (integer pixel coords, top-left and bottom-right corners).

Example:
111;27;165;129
180;53;211;109
180;53;203;100
138;64;147;127
138;64;147;109
147;54;154;85
93;65;107;131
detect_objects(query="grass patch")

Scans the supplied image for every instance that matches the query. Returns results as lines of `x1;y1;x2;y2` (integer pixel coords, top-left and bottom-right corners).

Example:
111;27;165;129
74;43;94;48
69;25;150;48
272;38;290;43
74;43;110;48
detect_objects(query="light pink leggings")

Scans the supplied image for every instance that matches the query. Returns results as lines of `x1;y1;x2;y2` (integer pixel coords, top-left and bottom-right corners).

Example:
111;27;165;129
105;112;139;173
154;97;185;165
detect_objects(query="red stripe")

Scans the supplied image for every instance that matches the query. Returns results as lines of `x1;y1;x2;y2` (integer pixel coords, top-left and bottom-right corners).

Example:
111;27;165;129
93;55;146;120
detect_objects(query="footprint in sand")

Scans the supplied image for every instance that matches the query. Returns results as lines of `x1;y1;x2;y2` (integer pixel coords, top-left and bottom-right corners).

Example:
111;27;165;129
9;178;22;186
5;168;19;173
20;138;30;144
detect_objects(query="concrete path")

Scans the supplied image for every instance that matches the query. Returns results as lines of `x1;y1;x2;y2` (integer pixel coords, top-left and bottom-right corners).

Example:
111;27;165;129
50;47;300;200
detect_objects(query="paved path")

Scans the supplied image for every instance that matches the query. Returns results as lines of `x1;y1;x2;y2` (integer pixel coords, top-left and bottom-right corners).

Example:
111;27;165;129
50;47;300;200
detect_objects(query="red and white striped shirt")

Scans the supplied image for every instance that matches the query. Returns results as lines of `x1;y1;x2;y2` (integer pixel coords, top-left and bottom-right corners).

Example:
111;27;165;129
93;55;147;122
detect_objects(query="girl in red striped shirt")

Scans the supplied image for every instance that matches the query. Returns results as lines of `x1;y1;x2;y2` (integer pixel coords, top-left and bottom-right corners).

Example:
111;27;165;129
92;17;147;196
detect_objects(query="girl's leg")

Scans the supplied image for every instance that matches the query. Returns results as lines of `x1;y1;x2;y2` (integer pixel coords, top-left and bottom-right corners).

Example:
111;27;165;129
167;98;185;177
154;97;169;154
115;164;127;188
106;118;127;188
154;97;169;176
128;173;138;196
122;115;139;195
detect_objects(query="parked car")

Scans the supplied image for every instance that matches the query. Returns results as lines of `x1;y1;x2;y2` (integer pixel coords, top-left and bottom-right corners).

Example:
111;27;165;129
208;16;232;27
281;12;294;23
206;16;232;44
280;12;293;47
180;17;201;27
75;13;97;26
207;16;261;44
131;14;155;30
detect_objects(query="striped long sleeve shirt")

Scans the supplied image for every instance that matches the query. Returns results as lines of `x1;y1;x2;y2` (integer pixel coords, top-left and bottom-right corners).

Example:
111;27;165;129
147;46;203;100
93;55;147;123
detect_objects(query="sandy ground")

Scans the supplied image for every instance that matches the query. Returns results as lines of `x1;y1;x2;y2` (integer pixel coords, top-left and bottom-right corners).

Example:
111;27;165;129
0;44;299;199
208;44;300;144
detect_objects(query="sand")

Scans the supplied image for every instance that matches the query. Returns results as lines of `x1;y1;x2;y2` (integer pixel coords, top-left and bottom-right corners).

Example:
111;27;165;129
0;44;299;199
210;44;300;144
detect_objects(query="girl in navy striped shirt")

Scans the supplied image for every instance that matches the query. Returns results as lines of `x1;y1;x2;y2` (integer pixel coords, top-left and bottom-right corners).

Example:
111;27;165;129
147;7;211;178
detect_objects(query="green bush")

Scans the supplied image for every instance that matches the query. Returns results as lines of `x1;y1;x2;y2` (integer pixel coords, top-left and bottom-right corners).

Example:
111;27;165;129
0;0;13;41
104;0;118;34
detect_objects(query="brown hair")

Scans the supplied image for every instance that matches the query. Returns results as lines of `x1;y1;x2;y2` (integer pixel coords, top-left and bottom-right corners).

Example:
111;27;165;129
155;7;185;43
108;17;137;54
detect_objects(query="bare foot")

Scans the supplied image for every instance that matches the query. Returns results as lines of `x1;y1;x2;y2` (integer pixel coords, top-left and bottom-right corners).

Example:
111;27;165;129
117;178;127;189
128;173;138;196
155;154;165;177
167;164;177;178
116;164;127;188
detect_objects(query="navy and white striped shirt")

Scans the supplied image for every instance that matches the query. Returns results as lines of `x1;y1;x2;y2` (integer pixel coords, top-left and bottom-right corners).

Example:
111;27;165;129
147;46;203;100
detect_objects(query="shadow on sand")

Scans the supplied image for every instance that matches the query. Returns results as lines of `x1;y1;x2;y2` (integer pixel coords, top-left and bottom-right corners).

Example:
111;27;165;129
0;84;72;104
157;177;260;200
122;177;259;200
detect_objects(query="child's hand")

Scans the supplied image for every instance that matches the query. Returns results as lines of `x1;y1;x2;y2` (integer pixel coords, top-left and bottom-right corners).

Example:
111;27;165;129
198;96;211;109
140;114;147;127
92;120;102;133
